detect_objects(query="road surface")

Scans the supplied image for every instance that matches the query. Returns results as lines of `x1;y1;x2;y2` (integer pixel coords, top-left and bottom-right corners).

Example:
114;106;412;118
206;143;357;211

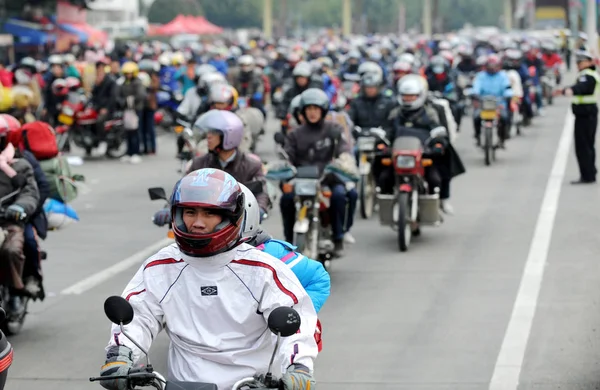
6;95;600;390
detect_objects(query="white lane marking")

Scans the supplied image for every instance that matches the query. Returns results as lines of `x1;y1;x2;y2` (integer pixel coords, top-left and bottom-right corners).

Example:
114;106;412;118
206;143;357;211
489;110;574;389
60;237;173;295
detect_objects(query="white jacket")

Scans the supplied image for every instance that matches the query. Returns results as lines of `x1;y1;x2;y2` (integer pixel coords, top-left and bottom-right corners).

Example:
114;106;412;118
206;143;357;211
505;69;524;98
106;243;318;390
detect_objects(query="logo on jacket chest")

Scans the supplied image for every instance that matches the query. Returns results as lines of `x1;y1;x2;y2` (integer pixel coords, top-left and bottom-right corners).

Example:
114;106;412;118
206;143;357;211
201;286;218;296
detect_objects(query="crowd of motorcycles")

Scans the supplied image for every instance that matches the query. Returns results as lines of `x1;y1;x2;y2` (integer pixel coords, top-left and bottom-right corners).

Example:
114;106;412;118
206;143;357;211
0;26;575;390
107;29;566;269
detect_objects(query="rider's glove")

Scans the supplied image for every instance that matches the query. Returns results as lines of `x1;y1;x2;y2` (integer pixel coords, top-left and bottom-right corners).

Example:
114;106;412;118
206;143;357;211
5;205;26;222
432;143;444;155
99;346;134;390
281;363;316;390
152;208;171;227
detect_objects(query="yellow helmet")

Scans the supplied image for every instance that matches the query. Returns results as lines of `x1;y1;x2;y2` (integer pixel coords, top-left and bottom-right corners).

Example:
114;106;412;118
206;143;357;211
172;52;185;66
230;86;239;108
121;61;139;76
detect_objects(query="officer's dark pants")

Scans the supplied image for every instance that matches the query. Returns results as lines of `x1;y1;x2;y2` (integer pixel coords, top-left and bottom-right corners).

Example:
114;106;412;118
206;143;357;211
280;184;357;243
574;114;598;181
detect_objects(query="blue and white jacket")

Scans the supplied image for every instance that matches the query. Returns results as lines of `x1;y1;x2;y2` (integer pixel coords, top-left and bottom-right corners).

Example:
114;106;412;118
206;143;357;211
252;232;330;313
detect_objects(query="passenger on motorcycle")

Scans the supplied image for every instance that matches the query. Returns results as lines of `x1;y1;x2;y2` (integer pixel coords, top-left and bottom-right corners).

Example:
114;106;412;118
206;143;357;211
90;60;118;141
0;116;39;315
153;110;270;226
280;88;358;256
1;115;49;301
100;169;317;390
384;75;465;214
471;54;513;147
240;183;330;313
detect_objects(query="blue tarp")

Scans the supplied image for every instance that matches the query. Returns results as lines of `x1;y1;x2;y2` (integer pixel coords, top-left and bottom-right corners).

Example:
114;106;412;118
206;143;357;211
3;19;55;46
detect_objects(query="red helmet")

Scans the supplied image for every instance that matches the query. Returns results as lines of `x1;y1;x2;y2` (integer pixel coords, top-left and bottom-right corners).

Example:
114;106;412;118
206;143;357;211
51;78;69;97
0;115;21;137
170;168;245;257
65;76;81;91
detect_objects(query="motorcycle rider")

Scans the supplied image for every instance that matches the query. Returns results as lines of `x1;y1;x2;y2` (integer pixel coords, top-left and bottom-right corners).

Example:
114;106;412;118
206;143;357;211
384;75;465;214
0;117;39;315
99;169;317;390
1;116;50;301
280;88;358;256
230;55;265;116
455;46;478;73
276;61;321;126
348;71;396;130
153;110;270;226
426;55;454;94
471;54;513;148
523;44;545;115
541;42;563;85
42;54;65;124
90;60;118;143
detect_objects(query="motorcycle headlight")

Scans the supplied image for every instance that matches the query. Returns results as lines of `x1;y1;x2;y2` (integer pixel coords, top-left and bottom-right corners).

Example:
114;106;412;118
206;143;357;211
395;155;416;169
294;178;319;196
357;136;376;151
62;106;74;116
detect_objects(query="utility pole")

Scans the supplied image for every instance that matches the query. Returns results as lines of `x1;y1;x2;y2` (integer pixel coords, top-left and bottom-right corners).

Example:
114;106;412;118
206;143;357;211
423;0;432;35
277;0;287;38
504;0;513;30
342;0;351;36
263;0;272;39
585;0;598;57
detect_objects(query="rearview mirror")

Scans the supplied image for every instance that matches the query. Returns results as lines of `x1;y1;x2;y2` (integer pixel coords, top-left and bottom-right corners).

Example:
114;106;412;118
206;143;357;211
148;187;167;201
104;296;134;326
267;307;301;337
274;132;286;146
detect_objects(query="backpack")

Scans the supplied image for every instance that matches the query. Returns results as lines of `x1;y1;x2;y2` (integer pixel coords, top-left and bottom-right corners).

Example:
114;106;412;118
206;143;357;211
9;121;59;161
39;156;78;203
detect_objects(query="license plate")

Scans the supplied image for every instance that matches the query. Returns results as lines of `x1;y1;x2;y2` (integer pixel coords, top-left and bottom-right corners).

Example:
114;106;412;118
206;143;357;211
238;97;247;108
357;136;376;151
58;114;73;125
480;110;497;120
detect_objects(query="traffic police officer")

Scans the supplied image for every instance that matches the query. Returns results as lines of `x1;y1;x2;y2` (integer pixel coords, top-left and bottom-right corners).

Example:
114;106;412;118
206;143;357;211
559;50;599;184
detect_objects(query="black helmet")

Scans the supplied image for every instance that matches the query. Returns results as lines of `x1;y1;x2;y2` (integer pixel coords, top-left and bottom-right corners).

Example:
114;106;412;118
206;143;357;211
299;88;329;111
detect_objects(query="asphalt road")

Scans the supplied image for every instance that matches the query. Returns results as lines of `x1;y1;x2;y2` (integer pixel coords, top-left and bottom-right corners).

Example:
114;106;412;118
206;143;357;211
6;92;600;390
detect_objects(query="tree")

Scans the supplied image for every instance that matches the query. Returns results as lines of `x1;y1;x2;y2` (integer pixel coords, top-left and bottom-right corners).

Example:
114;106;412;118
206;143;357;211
199;0;262;28
147;0;203;24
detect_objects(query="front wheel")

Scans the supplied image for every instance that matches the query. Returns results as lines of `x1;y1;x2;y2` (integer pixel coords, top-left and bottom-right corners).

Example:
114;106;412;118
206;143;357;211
106;132;128;159
484;125;493;166
397;192;411;252
359;173;376;219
